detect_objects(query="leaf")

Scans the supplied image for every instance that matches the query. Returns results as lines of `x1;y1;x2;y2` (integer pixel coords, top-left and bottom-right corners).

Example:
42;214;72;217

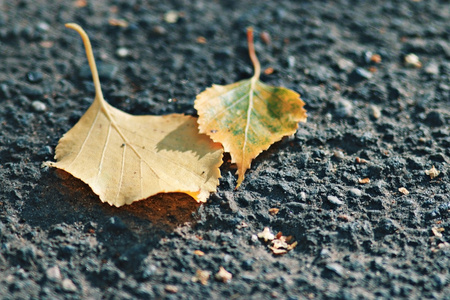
46;23;223;207
195;28;307;187
214;266;232;283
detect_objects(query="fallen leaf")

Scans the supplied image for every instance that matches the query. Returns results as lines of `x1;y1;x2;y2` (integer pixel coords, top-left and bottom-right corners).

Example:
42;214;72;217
215;266;232;283
431;227;443;238
398;187;409;195
264;67;274;75
271;237;289;250
164;10;179;23
196;36;207;44
164;285;178;293
404;53;422;68
269;233;297;255
425;166;440;179
74;0;87;8
257;227;275;242
192;269;211;285
260;31;271;45
40;41;54;48
358;178;370;184
108;19;128;27
257;228;297;255
337;214;353;222
236;221;248;229
193;250;205;256
268;208;279;215
287;241;298;251
438;242;449;249
270;248;288;255
370;54;382;63
355;157;368;164
195;27;307;187
45;24;223;207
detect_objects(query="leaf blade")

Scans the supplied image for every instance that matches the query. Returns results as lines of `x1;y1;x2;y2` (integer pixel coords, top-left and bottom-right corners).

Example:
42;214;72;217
47;24;223;206
195;28;307;187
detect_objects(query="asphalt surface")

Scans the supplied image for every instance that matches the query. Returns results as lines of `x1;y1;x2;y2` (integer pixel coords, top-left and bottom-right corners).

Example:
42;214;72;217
0;1;449;299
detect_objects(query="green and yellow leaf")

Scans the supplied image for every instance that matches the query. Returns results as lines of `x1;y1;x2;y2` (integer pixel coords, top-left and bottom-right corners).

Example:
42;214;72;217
46;24;223;207
195;28;307;187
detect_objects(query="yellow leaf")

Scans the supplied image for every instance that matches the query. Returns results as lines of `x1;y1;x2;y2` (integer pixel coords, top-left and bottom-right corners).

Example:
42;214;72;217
214;266;232;283
195;28;307;187
46;24;223;207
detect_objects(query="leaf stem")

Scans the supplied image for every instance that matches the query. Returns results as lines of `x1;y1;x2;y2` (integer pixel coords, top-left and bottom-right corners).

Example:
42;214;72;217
247;27;261;80
65;23;104;100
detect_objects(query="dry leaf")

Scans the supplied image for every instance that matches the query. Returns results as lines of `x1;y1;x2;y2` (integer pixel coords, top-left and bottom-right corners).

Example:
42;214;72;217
108;19;128;27
358;178;370;184
192;269;211;285
195;27;307;187
215;266;232;283
193;250;205;256
287;241;298;251
404;53;422;68
268;208;279;215
355;157;368;164
431;227;443;238
257;227;275;242
164;285;178;293
398;187;409;195
45;24;223;207
425;166;440;179
257;228;297;255
270;248;288;255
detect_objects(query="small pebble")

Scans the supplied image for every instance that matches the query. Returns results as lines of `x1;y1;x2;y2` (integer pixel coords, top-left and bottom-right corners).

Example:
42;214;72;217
31;100;46;112
334;99;353;118
334;150;345;160
348;67;372;83
0;83;11;98
327;195;344;206
26;71;43;83
116;47;130;58
370;105;381;119
61;278;77;292
36;22;50;32
107;217;127;231
424;62;439;75
164;11;179;23
260;31;271;45
349;188;362;197
46;266;62;282
152;25;167;36
320;248;332;259
336;58;355;73
325;263;345;277
287;56;296;69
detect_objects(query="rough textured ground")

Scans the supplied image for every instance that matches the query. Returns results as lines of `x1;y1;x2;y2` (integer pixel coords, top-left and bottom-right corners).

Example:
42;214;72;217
1;0;449;299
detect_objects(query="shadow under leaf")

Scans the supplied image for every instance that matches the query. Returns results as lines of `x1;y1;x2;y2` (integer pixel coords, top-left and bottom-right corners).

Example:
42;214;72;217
21;169;201;272
155;118;218;160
